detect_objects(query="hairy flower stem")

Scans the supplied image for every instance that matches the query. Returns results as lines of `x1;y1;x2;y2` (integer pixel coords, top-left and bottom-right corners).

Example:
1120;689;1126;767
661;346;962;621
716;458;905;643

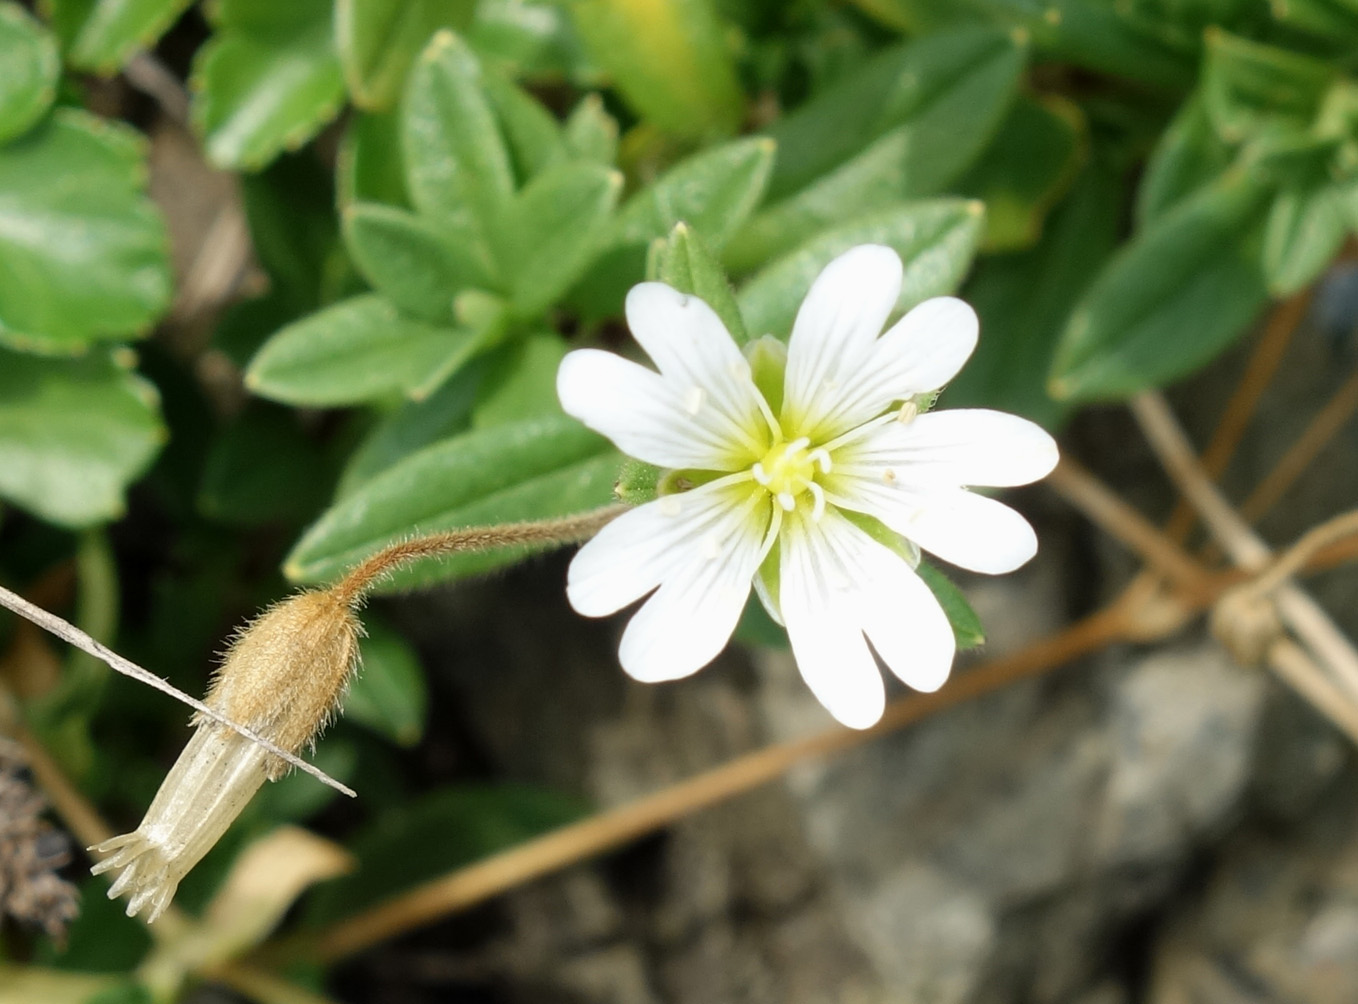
330;506;626;607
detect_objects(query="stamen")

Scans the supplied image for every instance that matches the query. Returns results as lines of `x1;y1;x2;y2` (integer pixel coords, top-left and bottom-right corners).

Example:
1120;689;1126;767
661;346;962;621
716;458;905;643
882;468;897;484
683;386;706;415
701;534;722;560
756;505;783;565
808;483;826;522
897;400;919;424
819;412;897;454
659;497;682;516
753;391;780;439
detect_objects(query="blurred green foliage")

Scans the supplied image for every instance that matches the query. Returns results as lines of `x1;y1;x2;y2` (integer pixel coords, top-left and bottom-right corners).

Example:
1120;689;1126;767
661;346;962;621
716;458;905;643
4;0;1358;998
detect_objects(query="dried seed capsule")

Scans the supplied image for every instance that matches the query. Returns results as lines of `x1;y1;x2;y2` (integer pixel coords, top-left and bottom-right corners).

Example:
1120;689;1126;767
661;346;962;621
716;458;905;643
91;589;361;922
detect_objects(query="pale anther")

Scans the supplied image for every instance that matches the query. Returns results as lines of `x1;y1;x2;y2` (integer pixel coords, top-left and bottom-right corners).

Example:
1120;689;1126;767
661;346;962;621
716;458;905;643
683;386;706;415
897;400;919;424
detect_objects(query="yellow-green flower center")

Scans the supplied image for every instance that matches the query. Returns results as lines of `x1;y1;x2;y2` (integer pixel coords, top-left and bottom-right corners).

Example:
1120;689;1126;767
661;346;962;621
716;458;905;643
752;437;831;518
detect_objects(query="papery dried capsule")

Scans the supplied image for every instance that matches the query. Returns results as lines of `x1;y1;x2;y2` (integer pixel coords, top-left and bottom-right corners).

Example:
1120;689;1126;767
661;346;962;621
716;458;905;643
91;589;361;922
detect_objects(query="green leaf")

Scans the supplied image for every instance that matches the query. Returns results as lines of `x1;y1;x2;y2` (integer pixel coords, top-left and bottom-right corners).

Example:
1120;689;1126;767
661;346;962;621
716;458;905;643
245;295;481;406
82;981;154;1004
1202;29;1336;145
737;199;985;342
0;348;163;527
948;162;1122;428
403;31;514;235
483;73;567;183
467;0;592;80
1050;170;1271;402
564;94;618;164
338;108;411;208
1271;0;1358;43
859;0;1192;88
501;160;621;316
304;785;586;924
472;330;569;427
343;202;496;322
0;2;59;143
284;413;620;590
337;367;480;495
347;618;428;746
654;222;748;344
1262;181;1349;297
0;109;170;351
957;93;1086;252
241;153;344;312
191;0;346;171
197;405;335;525
614;137;775;250
567;0;741;139
916;561;985;650
64;0;190;73
762;27;1025;202
1136;93;1235;228
336;0;476;110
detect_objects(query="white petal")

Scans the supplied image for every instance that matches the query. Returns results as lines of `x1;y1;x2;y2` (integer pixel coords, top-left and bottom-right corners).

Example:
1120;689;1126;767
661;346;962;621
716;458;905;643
788;510;955;698
616;491;769;683
792;297;978;441
781;245;902;436
558;349;751;471
855;544;956;693
779;515;886;729
567;480;767;617
840;409;1059;488
625;283;771;459
838;485;1038;575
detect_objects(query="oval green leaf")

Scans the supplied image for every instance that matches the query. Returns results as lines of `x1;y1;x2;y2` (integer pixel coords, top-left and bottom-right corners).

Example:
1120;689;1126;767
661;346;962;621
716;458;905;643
737;198;985;341
336;0;476;110
191;0;346;170
284;413;620;590
0;109;170;352
0;2;59;143
0;348;164;528
245;294;480;406
614;137;775;250
343;202;496;322
66;0;191;74
1050;171;1271;402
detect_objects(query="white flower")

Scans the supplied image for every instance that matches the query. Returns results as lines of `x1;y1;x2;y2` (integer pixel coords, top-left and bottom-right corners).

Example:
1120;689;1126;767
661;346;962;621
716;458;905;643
557;244;1058;728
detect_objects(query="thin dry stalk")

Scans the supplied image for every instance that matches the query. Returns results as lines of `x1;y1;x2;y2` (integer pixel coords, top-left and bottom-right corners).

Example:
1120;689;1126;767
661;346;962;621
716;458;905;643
1047;458;1209;591
1163;289;1311;543
1238;369;1358;525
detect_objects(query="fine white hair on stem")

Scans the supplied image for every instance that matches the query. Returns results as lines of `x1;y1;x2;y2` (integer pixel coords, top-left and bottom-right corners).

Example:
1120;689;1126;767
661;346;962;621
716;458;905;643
0;582;356;799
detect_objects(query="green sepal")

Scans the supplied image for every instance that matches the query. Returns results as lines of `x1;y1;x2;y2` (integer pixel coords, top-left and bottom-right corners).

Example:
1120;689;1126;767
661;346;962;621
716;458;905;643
654;222;749;343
